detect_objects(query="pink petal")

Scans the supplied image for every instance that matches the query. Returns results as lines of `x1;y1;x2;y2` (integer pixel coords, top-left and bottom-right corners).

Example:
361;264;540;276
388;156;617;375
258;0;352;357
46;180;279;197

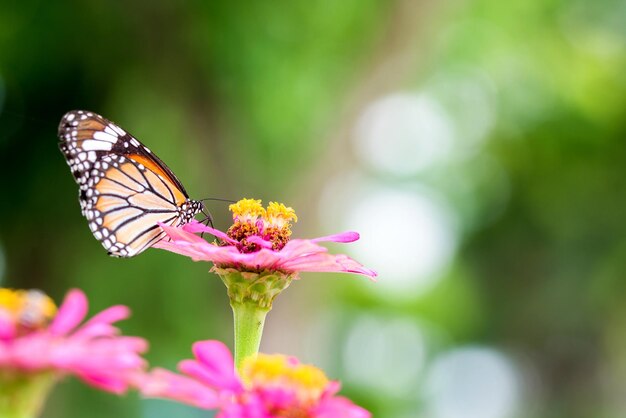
10;334;51;369
181;222;239;246
73;305;130;339
218;393;268;418
192;341;234;371
0;342;9;364
181;340;241;391
181;220;211;233
113;336;150;353
158;222;208;244
76;372;129;394
49;289;88;335
0;311;16;340
154;240;211;260
313;396;372;418
246;235;274;249
141;368;221;409
280;239;330;258
230;248;283;269
279;251;377;280
324;380;342;397
311;231;360;243
85;305;130;326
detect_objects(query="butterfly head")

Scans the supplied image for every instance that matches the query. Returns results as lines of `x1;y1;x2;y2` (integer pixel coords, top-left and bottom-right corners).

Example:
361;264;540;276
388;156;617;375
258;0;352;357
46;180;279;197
180;200;207;224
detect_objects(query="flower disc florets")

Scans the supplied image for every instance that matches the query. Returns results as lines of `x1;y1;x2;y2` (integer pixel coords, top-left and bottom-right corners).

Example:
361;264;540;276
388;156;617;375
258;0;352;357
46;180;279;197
242;354;329;407
0;289;56;337
226;199;298;253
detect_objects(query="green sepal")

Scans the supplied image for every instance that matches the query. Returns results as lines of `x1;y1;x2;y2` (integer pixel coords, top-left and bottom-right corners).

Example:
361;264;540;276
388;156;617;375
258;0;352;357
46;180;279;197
213;267;295;309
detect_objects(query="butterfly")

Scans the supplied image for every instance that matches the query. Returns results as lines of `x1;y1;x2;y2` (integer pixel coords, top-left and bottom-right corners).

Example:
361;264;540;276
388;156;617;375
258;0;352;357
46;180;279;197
58;110;206;257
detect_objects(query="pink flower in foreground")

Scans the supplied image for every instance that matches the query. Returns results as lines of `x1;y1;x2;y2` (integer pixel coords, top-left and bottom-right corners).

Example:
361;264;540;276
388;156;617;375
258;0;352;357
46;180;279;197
141;340;370;418
155;198;376;281
0;288;147;394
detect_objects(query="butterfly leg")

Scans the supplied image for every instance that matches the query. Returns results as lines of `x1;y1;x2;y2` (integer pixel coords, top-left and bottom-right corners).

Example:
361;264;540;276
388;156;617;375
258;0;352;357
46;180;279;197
199;209;214;239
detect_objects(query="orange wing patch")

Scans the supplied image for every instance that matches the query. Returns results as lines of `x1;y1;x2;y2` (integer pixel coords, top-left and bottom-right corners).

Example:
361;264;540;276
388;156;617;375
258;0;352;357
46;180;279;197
128;154;187;205
117;161;146;187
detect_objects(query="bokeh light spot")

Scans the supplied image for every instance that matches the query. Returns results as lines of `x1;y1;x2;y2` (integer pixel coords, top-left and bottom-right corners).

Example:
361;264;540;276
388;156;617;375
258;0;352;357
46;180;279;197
354;93;454;176
343;315;426;396
344;184;458;296
424;69;497;157
424;347;520;418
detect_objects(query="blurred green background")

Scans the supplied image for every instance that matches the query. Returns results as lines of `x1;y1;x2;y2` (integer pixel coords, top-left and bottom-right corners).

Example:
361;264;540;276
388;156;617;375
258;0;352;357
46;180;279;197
1;0;625;417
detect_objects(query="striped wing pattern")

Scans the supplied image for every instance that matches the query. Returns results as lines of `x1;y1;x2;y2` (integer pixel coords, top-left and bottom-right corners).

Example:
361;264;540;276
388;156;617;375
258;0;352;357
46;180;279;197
58;110;202;257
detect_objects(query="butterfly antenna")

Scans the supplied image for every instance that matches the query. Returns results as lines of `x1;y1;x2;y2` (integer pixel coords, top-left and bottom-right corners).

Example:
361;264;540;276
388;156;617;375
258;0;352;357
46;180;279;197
199;197;237;204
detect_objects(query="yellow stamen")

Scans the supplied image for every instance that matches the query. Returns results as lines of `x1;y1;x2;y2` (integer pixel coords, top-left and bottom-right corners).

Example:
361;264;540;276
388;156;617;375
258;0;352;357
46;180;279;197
229;198;266;221
0;288;24;315
242;354;329;404
226;199;298;253
265;202;298;226
0;288;57;328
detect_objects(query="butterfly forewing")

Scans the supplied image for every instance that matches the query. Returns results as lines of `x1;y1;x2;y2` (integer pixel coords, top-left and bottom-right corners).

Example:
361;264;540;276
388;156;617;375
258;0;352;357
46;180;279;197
58;110;202;257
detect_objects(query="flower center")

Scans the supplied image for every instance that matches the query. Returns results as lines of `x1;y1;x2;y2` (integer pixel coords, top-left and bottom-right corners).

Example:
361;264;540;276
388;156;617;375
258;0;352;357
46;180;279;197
0;288;57;333
242;354;329;407
226;198;298;253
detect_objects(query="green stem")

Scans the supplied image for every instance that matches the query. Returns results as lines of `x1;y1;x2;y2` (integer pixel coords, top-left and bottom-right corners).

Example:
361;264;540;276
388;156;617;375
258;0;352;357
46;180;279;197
0;372;56;418
231;301;270;373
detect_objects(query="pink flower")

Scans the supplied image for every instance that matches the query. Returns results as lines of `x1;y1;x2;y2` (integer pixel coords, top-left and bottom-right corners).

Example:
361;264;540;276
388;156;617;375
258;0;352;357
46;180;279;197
154;198;376;280
0;288;147;394
141;340;370;418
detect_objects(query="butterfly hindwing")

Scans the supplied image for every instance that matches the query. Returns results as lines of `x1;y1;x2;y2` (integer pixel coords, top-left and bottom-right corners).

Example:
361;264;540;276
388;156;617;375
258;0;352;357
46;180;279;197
58;110;203;257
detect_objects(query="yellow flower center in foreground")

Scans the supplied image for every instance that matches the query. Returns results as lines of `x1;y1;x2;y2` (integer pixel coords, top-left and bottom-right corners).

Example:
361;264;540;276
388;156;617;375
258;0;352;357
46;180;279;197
0;288;57;330
242;354;329;406
227;198;298;253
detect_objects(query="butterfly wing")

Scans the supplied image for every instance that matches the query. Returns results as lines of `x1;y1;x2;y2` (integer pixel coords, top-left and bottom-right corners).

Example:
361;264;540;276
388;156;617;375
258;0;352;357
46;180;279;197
58;110;202;257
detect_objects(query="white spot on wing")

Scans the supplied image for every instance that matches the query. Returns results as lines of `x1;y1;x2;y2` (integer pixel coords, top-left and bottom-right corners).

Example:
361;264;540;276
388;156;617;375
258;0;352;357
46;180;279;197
82;140;112;151
93;131;118;144
110;124;126;136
